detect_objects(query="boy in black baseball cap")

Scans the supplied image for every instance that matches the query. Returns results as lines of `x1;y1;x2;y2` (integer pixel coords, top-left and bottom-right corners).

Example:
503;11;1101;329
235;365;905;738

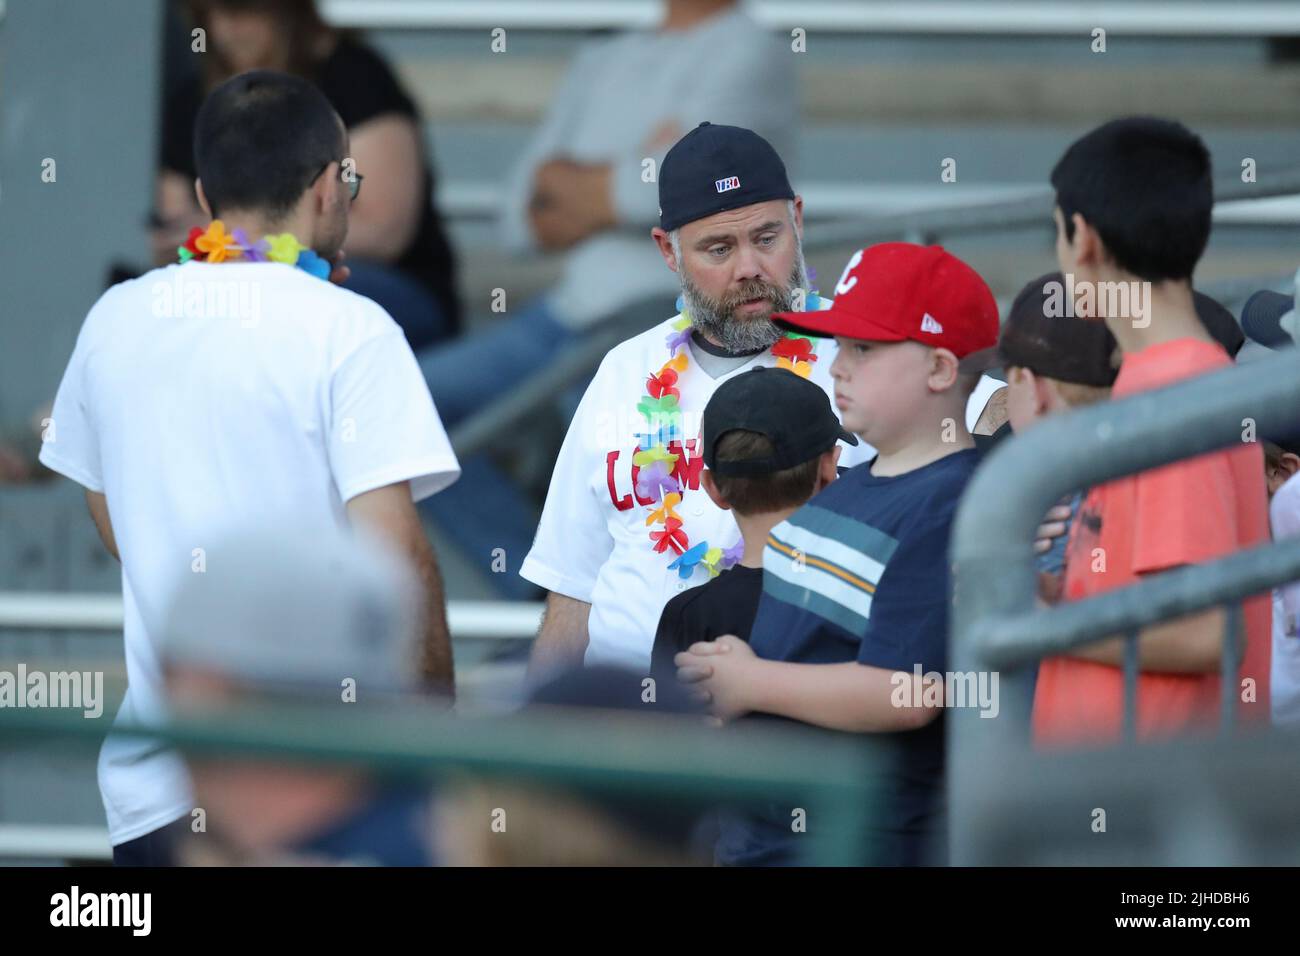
964;273;1121;604
649;367;853;681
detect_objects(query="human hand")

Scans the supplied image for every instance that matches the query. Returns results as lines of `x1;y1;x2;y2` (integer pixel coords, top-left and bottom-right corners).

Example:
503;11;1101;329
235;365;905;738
1034;504;1073;555
528;159;614;250
674;635;757;722
328;249;351;286
1037;570;1065;606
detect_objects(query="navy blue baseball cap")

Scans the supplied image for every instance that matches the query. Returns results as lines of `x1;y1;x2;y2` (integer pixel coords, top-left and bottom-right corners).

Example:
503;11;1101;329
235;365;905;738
658;122;795;232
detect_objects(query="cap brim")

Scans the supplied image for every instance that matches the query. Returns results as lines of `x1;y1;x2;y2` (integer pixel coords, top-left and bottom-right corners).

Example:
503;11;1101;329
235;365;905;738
772;305;911;342
836;426;860;447
958;345;1005;375
1240;290;1296;348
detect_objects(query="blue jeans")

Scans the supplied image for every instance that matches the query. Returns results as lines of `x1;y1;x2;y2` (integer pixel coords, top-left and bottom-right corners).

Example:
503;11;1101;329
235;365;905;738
344;259;454;351
416;298;582;599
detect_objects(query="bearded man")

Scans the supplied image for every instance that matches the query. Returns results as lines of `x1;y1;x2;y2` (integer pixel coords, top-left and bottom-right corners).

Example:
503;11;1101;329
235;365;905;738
520;123;875;674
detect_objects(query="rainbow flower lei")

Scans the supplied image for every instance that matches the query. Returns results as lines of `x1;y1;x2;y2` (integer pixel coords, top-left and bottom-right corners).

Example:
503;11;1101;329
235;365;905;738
176;220;331;280
641;292;823;580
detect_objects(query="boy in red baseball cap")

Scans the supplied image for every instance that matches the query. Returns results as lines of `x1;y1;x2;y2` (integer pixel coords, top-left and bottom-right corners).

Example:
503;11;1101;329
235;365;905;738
675;242;998;865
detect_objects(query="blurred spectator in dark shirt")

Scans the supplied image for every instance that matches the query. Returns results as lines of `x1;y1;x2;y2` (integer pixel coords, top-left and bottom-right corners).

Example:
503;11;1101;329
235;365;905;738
154;0;461;349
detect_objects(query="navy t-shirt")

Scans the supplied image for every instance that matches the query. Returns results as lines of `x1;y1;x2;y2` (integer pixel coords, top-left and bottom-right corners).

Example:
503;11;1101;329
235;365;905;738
716;449;979;866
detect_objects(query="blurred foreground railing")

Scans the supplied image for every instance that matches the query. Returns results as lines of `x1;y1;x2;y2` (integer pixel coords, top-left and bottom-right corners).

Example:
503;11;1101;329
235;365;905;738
0;698;879;865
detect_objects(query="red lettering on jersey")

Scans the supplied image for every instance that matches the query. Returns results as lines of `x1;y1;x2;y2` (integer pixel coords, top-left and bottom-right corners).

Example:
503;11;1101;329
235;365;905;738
606;450;632;511
668;438;704;490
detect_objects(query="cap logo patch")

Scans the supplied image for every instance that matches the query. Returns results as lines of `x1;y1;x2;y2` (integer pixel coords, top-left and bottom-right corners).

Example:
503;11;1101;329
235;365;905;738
920;313;944;334
715;176;740;193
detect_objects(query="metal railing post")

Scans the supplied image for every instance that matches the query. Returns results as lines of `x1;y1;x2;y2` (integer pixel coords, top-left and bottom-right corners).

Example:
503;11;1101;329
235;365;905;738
949;347;1300;864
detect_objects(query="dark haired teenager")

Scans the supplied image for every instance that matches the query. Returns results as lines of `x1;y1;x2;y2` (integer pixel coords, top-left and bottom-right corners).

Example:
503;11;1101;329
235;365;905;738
1034;117;1272;745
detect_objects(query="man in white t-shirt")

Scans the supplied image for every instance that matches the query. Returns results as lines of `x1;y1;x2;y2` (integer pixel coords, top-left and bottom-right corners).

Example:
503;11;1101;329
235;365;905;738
39;72;460;864
522;123;995;675
416;1;794;598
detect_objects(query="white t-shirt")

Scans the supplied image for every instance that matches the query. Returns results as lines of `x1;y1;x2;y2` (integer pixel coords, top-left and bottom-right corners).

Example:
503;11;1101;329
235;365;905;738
1270;471;1300;727
39;261;460;845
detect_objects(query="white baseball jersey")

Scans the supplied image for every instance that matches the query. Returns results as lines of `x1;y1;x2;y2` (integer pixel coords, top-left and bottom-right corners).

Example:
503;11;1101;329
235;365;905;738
521;306;873;672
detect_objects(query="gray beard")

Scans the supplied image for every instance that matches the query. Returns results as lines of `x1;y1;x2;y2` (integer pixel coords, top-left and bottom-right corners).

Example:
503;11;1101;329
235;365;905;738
679;250;809;354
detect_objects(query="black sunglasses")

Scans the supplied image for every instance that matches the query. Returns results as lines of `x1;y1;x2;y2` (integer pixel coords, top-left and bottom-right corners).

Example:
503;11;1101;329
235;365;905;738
313;161;363;201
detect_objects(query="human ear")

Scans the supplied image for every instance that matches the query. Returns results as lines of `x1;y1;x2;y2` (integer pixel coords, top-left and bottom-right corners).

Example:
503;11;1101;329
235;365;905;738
701;469;730;510
928;347;961;392
651;227;678;273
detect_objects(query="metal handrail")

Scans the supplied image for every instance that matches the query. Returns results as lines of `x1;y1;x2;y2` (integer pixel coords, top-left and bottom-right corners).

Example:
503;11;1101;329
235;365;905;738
949;345;1300;864
0;593;542;640
0;825;111;862
440;182;1300;227
808;167;1300;248
320;1;1300;36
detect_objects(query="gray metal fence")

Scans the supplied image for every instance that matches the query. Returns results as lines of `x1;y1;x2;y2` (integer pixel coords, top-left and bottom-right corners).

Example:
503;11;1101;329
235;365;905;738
949;345;1300;864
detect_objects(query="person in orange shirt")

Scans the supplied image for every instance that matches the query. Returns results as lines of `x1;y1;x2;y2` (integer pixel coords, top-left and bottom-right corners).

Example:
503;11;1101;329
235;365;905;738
1031;117;1272;747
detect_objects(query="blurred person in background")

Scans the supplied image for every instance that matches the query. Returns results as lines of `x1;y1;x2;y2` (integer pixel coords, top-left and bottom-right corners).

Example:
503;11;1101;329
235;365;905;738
153;0;462;350
40;71;459;865
1239;285;1300;728
160;528;441;866
417;0;797;597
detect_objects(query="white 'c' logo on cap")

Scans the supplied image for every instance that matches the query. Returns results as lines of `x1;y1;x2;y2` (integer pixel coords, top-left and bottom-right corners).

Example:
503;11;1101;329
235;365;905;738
835;249;864;295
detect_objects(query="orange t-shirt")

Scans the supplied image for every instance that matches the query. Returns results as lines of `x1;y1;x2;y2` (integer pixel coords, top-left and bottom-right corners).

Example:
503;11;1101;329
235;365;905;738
1032;338;1272;747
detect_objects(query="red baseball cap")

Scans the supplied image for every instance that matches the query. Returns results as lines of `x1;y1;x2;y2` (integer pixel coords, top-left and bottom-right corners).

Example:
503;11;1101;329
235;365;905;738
774;242;998;358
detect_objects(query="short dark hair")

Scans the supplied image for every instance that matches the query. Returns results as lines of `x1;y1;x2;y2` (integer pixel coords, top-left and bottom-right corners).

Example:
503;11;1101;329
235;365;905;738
1051;117;1212;281
709;430;821;515
194;70;345;221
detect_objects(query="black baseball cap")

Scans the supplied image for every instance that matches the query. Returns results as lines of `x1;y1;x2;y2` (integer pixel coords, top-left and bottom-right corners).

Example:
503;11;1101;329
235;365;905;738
658;122;795;232
962;273;1246;382
1236;286;1300;454
1240;289;1297;348
702;367;856;477
960;273;1121;386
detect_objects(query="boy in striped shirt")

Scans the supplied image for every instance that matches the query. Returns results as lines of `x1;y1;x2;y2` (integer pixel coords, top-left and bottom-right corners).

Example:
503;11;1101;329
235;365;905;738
675;242;998;865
